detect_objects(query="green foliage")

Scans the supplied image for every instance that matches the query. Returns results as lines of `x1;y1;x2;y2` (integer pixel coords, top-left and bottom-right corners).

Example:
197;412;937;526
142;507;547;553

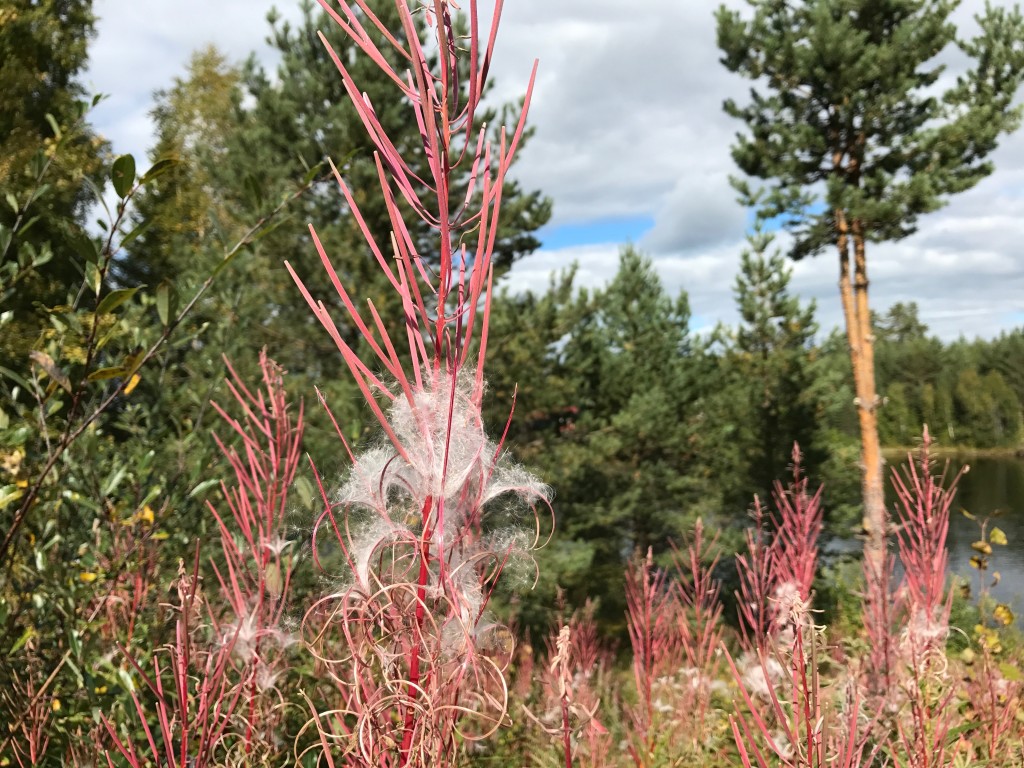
865;304;1024;448
486;248;712;631
0;0;108;366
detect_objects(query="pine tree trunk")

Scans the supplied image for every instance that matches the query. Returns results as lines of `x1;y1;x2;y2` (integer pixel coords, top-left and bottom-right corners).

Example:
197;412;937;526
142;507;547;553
835;212;887;583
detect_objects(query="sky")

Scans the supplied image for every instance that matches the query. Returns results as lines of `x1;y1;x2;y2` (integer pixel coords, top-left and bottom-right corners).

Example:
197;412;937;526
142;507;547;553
84;0;1024;341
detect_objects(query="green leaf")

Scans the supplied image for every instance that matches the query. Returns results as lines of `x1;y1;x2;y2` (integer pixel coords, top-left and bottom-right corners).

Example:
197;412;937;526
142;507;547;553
945;719;982;740
96;286;142;315
293;475;315;509
69;231;100;264
101;465;127;497
69;628;82;659
302;160;326;185
156;280;177;327
115;666;135;693
0;365;32;391
6;192;19;214
85;261;102;296
265;562;283;596
32;244;53;268
27;184;51;207
17;214;40;237
990;527;1008;546
961;508;976;520
84;177;111;221
45;113;62;140
1000;662;1022;682
0;224;11;256
0;484;24;512
123;349;146;377
210;241;253;280
140;156;178;184
111;154;136;199
16;242;36;268
7;627;34;656
118;219;150;249
188;478;220;499
86;366;128;382
61;489;101;513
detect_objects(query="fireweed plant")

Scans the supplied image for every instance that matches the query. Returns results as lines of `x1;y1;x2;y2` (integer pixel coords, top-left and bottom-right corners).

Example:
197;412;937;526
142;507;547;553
101;352;305;767
281;1;550;765
727;447;875;768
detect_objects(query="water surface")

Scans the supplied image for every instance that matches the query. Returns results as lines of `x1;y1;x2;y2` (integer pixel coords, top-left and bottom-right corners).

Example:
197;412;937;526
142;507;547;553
889;454;1024;622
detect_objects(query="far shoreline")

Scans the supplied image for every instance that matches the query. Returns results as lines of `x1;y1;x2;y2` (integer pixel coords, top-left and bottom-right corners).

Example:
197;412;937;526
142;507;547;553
882;445;1024;460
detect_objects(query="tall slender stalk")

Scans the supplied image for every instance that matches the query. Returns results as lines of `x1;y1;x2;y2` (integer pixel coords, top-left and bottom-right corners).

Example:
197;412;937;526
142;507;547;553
288;3;547;765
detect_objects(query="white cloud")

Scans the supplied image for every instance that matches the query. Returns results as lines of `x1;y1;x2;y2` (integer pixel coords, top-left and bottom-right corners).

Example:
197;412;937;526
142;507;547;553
85;0;1024;341
87;0;305;163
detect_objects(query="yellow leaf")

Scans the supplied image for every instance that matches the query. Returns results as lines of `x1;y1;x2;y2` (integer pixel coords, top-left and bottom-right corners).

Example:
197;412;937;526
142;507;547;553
124;372;141;395
15;479;27;489
79;571;98;583
51;699;60;712
94;685;108;694
1;448;24;476
994;604;1014;627
969;555;985;570
152;530;169;540
138;504;154;525
989;527;1008;546
971;540;993;555
0;485;24;511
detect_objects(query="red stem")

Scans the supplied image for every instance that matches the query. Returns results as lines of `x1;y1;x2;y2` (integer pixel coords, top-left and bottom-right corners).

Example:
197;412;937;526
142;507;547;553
399;494;434;766
560;692;573;768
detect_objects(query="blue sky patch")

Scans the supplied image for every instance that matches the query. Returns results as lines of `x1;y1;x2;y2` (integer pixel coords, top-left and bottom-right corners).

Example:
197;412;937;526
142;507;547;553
538;215;655;249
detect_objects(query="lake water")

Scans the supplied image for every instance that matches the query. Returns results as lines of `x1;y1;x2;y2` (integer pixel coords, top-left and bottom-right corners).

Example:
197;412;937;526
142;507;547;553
889;454;1024;623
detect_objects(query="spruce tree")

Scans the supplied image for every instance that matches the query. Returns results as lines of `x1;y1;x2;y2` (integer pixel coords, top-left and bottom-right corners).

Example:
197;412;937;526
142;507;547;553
555;247;704;628
728;228;821;508
716;0;1024;584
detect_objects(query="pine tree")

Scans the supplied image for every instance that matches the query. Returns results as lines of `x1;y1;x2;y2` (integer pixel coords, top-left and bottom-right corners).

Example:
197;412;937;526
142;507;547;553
716;0;1024;583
